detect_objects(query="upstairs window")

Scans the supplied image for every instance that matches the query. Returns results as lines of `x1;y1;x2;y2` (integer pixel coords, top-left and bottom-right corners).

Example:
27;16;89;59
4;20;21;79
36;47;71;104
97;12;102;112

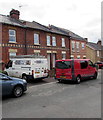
47;35;51;46
9;30;16;43
52;36;56;46
71;41;75;52
76;42;80;52
62;38;65;47
34;33;39;45
81;43;85;49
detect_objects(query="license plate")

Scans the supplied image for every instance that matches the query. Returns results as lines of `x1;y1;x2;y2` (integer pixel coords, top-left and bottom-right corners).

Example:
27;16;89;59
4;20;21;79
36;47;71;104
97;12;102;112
35;72;40;74
60;76;66;79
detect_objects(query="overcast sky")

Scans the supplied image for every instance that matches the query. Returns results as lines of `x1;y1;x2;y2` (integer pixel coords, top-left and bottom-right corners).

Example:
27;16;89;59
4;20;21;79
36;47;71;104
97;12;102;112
0;0;102;43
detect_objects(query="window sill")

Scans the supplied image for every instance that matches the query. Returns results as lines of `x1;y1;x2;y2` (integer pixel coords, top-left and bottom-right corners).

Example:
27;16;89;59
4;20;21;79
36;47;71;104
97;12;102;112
9;41;17;44
47;45;51;47
34;44;40;46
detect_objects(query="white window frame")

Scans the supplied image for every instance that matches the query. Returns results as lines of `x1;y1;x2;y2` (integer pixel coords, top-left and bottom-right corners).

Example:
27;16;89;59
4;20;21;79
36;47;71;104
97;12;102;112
47;35;51;46
9;52;16;57
72;41;75;52
81;43;85;49
76;42;80;52
52;36;56;46
97;51;99;57
62;38;65;47
34;33;39;45
9;29;16;43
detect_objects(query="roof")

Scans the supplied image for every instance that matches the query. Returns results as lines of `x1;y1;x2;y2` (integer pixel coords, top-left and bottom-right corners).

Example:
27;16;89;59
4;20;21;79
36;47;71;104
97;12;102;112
50;25;86;41
10;54;46;59
0;13;88;39
0;14;24;27
24;21;51;32
87;42;103;50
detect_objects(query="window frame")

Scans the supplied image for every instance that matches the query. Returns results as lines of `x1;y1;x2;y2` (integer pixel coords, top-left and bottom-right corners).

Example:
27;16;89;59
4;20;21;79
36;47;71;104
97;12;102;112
47;35;51;46
52;36;56;46
34;33;40;45
71;41;75;52
62;38;65;47
9;29;16;43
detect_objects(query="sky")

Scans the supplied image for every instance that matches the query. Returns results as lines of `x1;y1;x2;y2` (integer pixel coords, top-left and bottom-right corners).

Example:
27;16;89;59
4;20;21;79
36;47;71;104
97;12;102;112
0;0;102;43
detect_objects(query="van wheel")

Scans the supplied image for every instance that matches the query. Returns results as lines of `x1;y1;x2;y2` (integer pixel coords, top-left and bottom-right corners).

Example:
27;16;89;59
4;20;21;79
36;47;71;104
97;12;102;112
22;75;28;81
58;80;62;83
93;72;97;79
76;76;81;84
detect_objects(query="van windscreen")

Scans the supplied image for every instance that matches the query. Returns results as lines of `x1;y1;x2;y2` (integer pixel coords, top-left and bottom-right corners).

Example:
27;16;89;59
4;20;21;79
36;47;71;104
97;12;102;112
56;61;71;69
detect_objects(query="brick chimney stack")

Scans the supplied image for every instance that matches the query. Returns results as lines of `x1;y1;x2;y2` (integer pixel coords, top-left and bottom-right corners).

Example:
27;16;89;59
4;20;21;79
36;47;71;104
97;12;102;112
97;40;102;46
10;9;20;19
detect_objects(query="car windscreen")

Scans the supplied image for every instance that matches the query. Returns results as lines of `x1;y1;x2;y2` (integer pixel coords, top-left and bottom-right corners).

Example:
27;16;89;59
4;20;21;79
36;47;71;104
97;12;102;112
56;61;71;69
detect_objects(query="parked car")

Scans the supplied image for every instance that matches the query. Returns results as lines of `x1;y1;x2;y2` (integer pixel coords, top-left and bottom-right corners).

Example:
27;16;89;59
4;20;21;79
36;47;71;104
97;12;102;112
0;73;27;97
55;59;98;84
95;62;103;69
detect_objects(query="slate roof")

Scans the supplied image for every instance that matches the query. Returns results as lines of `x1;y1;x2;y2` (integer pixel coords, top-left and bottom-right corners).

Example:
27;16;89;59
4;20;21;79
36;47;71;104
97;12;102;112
0;13;87;39
0;14;24;27
50;25;86;41
87;42;103;50
0;14;70;36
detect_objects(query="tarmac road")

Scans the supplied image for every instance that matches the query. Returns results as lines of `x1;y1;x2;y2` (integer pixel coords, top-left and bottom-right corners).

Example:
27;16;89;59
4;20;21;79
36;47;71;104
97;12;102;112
2;70;102;118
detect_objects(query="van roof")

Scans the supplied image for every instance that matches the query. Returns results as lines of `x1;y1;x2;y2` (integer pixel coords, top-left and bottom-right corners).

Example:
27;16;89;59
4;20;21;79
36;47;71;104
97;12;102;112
10;55;46;59
56;59;90;62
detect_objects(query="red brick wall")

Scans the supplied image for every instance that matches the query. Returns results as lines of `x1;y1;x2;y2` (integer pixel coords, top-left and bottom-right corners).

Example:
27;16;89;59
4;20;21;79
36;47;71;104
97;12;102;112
70;38;87;59
1;24;70;65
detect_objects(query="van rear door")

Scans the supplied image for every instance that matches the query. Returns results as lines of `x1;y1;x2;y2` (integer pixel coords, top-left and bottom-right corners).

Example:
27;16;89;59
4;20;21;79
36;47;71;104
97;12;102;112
55;60;72;80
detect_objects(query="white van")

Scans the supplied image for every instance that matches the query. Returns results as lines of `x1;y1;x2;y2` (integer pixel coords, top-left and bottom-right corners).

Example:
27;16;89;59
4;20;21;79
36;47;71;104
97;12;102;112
5;55;49;81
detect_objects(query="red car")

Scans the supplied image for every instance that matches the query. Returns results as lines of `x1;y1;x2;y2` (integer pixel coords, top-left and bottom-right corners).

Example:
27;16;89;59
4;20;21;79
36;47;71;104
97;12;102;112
55;59;98;84
95;62;103;69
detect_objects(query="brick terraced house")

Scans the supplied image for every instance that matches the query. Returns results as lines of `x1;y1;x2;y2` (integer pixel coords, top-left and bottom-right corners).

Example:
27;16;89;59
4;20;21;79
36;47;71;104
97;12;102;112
86;40;103;63
49;25;87;59
0;9;70;70
0;9;87;70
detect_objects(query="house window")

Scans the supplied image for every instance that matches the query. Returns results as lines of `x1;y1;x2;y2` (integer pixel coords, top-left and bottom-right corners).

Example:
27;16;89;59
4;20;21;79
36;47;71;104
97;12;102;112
47;35;51;46
62;38;65;47
52;36;56;46
70;55;74;59
62;51;66;60
9;30;16;43
71;41;75;52
34;33;39;45
76;42;79;52
77;55;80;59
97;51;99;57
9;52;16;57
81;43;85;49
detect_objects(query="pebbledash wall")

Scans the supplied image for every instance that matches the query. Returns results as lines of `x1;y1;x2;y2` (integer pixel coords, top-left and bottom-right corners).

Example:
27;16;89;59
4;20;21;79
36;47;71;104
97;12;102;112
0;9;87;70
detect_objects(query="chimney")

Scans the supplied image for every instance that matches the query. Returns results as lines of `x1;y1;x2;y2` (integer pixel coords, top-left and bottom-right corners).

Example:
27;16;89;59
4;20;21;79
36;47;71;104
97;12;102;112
10;9;20;19
84;38;88;42
97;40;102;46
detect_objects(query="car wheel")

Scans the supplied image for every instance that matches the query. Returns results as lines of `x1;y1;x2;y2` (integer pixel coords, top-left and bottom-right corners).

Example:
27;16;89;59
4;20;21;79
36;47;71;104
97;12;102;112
13;86;23;97
93;72;97;79
76;76;81;84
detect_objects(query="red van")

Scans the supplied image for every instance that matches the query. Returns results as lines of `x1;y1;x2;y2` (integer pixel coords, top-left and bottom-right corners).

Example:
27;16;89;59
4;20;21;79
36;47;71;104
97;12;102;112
55;59;98;83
